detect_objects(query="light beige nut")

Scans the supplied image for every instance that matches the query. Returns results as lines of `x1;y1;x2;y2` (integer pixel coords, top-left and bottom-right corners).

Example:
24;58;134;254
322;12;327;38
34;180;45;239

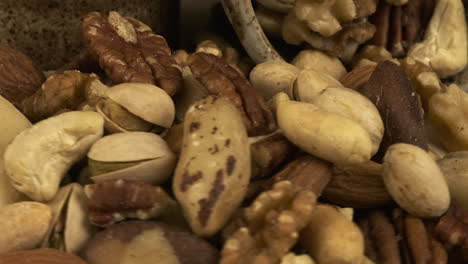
0;202;52;254
438;151;468;210
173;96;251;236
408;0;467;77
309;87;384;155
300;204;365;264
249;61;300;100
292;69;343;103
382;143;450;217
281;253;316;264
0;95;31;208
87;132;176;184
3;111;104;201
428;83;468;151
97;83;175;133
276;93;373;165
294;0;356;37
83;221;218;264
41;184;93;254
174;66;210;121
292;49;347;80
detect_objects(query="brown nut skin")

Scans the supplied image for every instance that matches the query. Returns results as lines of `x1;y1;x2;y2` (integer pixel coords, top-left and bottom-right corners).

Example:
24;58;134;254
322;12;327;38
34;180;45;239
359;60;428;162
0;248;88;264
0;44;45;108
83;221;218;264
82;11;182;96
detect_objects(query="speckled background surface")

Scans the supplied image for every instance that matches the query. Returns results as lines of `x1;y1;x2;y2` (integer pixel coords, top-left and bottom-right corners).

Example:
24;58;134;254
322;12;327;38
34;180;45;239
0;0;178;70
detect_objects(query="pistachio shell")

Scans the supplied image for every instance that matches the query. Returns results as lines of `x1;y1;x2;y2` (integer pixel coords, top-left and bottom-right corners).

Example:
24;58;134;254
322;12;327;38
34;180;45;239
42;184;93;254
88;132;172;162
107;83;175;128
96;100;128;133
100;98;153;131
173;96;251;236
91;156;176;184
88;132;176;184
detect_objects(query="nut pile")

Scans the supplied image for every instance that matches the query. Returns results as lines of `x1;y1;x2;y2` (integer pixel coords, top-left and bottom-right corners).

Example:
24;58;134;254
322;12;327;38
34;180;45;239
0;1;467;263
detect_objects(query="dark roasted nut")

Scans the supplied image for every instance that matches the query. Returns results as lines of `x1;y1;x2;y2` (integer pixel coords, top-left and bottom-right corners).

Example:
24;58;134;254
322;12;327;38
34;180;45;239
0;248;88;264
83;221;218;264
322;161;393;208
221;181;316;264
0;44;45;107
435;203;468;261
359;208;448;264
20;71;96;122
359;61;427;161
84;180;184;227
272;155;331;196
82;11;182;96
187;52;276;136
369;0;436;57
340;64;376;91
250;133;298;179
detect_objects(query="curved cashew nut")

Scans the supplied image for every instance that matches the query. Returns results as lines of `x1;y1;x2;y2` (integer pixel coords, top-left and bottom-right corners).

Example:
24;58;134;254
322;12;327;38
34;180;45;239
222;0;283;63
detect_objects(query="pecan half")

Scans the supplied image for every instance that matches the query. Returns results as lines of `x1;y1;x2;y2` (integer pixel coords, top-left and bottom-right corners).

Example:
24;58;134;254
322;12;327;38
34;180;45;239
82;11;182;96
84;179;184;227
369;0;436;57
359;208;448;264
435;203;468;261
187;52;276;136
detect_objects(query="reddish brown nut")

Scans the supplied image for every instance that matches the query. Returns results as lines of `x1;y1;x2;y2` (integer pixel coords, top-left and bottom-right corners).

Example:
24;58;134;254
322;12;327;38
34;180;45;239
0;248;88;264
359;61;427;161
187;52;276;136
85;180;184;227
82;11;182;96
340;64;376;91
322;161;393;208
20;70;94;122
435;203;468;261
271;154;332;196
250;133;298;179
83;221;218;264
0;44;45;108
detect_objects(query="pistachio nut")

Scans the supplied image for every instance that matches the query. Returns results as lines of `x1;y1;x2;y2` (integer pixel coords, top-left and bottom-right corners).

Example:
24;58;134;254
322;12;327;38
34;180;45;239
438;151;468;210
88;132;176;185
309;87;384;155
0;95;31;208
0;202;52;254
97;83;175;133
41;184;93;254
276;93;373;165
292;69;343;103
3;111;104;201
383;143;450;218
173;96;251;237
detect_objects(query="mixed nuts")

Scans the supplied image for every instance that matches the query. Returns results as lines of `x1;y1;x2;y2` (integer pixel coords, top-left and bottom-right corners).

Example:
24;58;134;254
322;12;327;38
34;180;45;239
0;1;467;263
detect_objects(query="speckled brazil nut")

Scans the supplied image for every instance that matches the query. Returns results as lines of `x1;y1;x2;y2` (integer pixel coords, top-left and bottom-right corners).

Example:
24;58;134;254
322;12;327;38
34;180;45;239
173;96;250;237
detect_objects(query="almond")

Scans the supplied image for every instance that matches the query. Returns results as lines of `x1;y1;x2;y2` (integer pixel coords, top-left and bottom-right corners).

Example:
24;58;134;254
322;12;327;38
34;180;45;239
339;64;376;90
322;160;393;208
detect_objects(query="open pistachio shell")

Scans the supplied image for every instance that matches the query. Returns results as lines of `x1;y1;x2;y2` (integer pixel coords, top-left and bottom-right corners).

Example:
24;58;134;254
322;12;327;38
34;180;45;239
42;184;93;254
106;83;175;128
88;132;176;184
99;98;153;132
96;100;128;134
